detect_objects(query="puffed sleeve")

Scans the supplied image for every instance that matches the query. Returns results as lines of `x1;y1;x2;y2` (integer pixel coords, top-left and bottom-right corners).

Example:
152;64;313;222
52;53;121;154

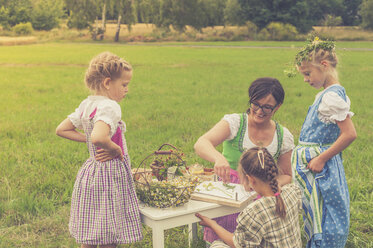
318;91;354;124
233;207;263;248
280;126;295;154
67;99;89;130
93;99;122;136
222;113;241;140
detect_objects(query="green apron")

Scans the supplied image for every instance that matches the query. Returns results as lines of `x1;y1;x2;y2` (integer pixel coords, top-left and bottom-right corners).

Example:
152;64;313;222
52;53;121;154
222;113;284;170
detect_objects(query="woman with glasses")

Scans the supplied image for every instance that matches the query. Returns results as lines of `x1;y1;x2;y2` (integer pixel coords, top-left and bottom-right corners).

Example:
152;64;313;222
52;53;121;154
194;77;294;246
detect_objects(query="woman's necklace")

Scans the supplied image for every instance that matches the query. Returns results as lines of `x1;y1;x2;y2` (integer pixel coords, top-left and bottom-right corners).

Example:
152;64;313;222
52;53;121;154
247;116;274;147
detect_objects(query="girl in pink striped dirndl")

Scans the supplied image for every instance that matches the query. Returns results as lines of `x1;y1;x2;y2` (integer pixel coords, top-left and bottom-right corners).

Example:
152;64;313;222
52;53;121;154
56;52;143;248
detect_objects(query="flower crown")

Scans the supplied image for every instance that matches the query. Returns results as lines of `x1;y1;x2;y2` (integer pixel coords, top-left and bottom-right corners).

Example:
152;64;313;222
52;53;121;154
294;36;336;66
284;36;336;78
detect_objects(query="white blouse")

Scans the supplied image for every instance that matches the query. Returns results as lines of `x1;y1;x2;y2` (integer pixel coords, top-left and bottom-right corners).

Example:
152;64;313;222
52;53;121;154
68;95;122;137
222;113;294;156
314;86;354;124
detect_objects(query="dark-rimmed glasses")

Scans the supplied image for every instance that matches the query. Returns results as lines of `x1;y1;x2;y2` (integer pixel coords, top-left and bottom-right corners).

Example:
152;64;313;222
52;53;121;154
250;101;277;114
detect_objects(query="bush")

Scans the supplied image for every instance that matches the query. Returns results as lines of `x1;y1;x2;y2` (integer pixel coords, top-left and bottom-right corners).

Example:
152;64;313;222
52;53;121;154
257;28;270;40
265;22;298;41
13;22;33;35
245;21;258;39
67;14;90;30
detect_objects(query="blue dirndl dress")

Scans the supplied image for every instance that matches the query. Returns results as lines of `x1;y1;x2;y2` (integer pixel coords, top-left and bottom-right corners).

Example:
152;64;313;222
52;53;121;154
292;85;350;248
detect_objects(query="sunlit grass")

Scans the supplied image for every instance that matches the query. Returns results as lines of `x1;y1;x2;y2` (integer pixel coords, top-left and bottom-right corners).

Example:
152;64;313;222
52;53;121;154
0;42;372;247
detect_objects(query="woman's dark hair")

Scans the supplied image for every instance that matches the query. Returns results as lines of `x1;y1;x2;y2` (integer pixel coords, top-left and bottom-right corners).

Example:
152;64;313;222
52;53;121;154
239;147;286;218
247;77;285;113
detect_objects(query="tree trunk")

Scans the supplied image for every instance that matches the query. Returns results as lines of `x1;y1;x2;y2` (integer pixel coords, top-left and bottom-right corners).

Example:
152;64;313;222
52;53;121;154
115;15;122;42
92;16;99;40
100;1;106;40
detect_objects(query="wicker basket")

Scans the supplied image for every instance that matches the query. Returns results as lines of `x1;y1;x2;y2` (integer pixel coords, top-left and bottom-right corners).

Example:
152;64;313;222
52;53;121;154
133;143;199;208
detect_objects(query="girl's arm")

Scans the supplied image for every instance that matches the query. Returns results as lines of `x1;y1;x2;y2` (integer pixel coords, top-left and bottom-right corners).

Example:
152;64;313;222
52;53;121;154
276;150;292;187
91;121;123;161
194;120;232;182
56;118;86;142
308;116;357;172
195;213;235;248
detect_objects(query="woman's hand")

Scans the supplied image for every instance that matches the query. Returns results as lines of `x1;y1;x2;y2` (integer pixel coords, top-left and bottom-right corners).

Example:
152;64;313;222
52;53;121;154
307;156;326;173
195;213;216;228
214;156;231;183
95;145;123;162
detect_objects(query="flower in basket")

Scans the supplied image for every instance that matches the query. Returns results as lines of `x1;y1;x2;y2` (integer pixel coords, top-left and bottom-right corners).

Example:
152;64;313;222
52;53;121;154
135;144;200;208
136;176;200;208
150;149;186;181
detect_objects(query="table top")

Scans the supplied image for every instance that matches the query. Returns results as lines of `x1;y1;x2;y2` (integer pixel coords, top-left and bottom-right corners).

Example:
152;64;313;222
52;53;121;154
139;200;233;221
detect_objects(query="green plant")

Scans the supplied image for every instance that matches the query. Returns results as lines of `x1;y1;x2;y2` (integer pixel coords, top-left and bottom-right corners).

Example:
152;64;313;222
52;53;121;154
266;22;298;41
13;22;33;35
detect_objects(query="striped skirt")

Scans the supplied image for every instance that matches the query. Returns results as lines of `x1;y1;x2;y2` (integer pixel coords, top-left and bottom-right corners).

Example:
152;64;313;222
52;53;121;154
69;157;143;245
292;143;349;248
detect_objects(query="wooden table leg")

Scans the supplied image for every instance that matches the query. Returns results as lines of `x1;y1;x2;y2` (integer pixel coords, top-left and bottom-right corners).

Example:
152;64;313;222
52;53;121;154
152;227;165;248
188;223;198;247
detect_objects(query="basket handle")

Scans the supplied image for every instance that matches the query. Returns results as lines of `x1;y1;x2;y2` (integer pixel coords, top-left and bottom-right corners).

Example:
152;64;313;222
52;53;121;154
136;143;180;169
157;143;178;151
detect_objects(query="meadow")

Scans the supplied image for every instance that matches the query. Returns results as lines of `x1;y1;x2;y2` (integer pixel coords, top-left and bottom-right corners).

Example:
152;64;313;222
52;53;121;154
0;41;372;247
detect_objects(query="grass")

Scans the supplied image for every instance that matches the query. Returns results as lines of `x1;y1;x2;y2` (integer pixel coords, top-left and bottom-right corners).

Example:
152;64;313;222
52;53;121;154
0;42;372;247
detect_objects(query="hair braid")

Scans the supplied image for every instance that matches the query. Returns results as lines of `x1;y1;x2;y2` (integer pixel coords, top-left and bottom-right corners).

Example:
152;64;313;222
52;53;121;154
239;147;286;218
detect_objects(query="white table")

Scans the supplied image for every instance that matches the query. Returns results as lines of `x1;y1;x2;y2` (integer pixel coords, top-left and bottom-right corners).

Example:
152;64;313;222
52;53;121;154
139;200;248;248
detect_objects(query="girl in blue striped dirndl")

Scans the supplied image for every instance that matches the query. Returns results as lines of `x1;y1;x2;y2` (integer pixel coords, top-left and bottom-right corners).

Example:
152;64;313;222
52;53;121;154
56;52;143;248
290;38;357;248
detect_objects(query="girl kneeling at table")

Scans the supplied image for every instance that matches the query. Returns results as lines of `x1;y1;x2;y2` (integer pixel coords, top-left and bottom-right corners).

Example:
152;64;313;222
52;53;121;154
196;147;302;248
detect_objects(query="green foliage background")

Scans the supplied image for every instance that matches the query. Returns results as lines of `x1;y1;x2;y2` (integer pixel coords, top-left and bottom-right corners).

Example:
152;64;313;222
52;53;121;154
0;42;372;247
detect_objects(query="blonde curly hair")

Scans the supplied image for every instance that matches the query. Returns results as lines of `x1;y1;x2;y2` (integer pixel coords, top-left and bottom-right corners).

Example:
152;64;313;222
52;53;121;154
85;51;132;91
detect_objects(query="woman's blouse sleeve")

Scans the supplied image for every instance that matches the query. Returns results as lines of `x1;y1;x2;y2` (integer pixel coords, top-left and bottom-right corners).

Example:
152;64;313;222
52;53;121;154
318;91;354;124
93;99;122;136
280;126;295;154
233;207;263;247
222;113;241;140
68;99;89;130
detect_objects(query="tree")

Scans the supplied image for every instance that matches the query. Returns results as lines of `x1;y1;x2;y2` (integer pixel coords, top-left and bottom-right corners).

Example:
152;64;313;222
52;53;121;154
224;0;245;25
236;0;349;33
341;0;362;25
360;0;373;29
155;0;208;32
0;6;10;29
31;0;63;30
306;0;344;24
65;0;98;29
237;0;311;32
114;0;137;42
2;0;32;28
200;0;226;27
320;14;343;27
157;0;173;30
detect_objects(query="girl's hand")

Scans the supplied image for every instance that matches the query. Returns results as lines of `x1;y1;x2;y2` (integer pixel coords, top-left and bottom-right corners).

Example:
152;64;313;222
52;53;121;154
307;156;326;173
195;213;216;228
95;145;124;162
214;157;231;183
